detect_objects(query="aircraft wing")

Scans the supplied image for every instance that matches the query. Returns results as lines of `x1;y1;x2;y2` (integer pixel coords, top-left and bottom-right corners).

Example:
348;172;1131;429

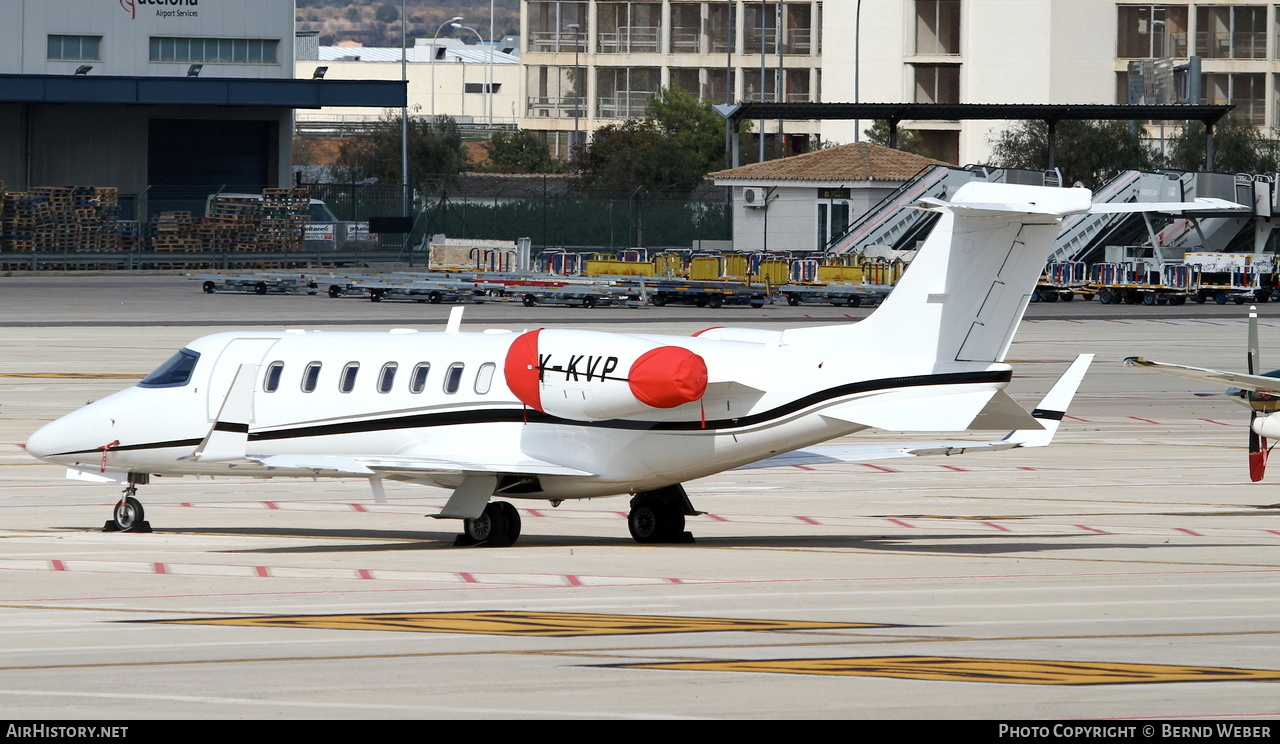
742;354;1093;470
1123;357;1280;394
247;453;594;477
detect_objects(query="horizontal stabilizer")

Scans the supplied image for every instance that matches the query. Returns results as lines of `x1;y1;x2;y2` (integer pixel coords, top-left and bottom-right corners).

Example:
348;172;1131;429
746;355;1093;470
1124;357;1280;394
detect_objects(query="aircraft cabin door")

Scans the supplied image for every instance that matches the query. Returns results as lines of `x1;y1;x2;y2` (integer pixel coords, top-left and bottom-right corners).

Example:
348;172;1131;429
204;338;279;422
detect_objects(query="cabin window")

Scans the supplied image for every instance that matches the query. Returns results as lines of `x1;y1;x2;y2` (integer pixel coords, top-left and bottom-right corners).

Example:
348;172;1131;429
301;362;322;393
378;363;398;393
138;348;200;388
474;363;496;394
263;362;284;392
339;363;360;393
444;363;465;394
409;363;431;393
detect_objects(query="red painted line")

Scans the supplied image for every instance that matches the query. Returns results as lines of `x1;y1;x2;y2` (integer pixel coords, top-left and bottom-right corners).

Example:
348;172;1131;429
790;465;817;471
1075;524;1110;534
1267;530;1280;537
795;516;820;525
939;465;967;471
1099;319;1131;324
1145;319;1179;325
459;573;478;584
351;504;368;513
980;521;1012;532
255;566;270;578
887;518;916;528
263;502;280;510
1128;416;1160;424
1199;418;1233;426
705;513;730;522
1065;415;1090;422
51;560;65;571
1188;320;1226;326
1176;528;1203;536
565;575;583;587
665;578;684;584
154;563;166;575
1017;466;1042;471
860;464;896;473
357;569;374;580
526;510;546;518
180;503;193;508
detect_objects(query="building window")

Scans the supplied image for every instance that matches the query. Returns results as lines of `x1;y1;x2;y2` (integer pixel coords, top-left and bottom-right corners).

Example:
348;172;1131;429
149;37;279;64
670;3;703;54
913;64;960;104
48;35;101;61
1204;73;1265;125
527;1;587;53
598;2;661;54
817;199;851;250
596;67;659;119
1117;6;1189;59
527;66;582;119
915;1;960;55
785;2;815;55
744;3;777;53
1196;6;1265;60
707;2;735;54
465;82;502;94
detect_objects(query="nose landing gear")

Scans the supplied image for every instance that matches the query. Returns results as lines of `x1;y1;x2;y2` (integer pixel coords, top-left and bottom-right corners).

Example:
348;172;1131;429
102;476;152;533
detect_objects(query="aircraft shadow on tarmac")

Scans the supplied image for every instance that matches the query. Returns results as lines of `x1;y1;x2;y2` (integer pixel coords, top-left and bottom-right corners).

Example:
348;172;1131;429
85;525;1247;555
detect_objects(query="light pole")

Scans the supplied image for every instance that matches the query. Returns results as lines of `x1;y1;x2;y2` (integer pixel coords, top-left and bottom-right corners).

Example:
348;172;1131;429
430;16;463;121
565;23;581;153
401;0;408;247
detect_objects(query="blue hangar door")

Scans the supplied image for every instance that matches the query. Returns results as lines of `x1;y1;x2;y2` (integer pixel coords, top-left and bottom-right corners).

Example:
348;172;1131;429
146;119;276;217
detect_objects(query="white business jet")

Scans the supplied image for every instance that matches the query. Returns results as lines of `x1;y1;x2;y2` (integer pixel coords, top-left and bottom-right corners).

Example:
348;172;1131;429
24;182;1235;546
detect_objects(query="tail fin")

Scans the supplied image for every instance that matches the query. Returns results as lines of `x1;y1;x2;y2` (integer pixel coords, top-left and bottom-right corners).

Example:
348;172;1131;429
783;183;1092;367
853;184;1093;365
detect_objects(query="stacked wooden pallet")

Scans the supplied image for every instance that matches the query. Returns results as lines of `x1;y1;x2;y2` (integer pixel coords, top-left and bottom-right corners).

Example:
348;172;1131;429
205;195;267;252
258;188;310;252
1;189;54;252
152;211;202;252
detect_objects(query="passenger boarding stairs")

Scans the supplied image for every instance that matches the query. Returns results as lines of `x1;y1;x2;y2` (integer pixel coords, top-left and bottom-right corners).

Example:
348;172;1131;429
1049;170;1257;265
825;166;1060;256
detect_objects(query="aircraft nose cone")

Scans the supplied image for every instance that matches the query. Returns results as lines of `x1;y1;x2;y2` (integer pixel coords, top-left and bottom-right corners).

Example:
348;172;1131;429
24;410;110;463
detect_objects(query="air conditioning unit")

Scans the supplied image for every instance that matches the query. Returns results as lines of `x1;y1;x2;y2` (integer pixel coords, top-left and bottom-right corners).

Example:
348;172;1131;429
742;187;769;208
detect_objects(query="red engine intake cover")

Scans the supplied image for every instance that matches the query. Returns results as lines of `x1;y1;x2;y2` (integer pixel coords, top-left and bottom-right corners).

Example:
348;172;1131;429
504;329;543;411
627;346;708;408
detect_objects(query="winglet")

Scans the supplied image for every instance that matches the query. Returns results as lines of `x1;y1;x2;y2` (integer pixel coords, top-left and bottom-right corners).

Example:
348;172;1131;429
1005;354;1093;447
189;363;257;461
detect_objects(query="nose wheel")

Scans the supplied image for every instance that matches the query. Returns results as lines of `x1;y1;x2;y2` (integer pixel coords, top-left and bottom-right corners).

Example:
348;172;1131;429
103;483;152;533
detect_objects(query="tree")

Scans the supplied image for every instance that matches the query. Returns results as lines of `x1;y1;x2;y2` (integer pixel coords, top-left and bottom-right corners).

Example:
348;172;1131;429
988;119;1158;190
574;87;725;194
334;112;468;184
374;4;399;24
481;130;563;174
1165;114;1280;174
862;120;926;156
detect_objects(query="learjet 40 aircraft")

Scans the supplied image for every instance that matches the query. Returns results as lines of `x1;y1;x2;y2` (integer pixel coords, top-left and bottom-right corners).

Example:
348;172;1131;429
24;182;1237;546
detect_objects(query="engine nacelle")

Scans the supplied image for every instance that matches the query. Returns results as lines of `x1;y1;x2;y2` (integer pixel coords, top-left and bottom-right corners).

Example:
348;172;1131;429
1253;412;1280;440
504;329;708;421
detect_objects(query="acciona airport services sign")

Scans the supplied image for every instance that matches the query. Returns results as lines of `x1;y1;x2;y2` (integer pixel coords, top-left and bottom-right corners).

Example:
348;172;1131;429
119;0;200;20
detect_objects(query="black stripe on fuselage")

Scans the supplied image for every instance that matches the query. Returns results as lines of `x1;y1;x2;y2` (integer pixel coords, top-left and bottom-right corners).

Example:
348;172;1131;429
54;370;1010;456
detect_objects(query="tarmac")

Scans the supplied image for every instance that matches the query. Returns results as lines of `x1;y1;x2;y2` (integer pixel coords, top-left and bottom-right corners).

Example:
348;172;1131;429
0;273;1278;721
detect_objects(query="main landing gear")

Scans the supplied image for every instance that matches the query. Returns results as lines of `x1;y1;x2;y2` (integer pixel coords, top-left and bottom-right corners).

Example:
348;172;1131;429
455;501;522;547
628;484;697;544
103;476;152;533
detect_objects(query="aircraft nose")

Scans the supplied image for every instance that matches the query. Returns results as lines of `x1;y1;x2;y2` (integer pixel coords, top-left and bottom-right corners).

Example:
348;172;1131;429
24;410;111;463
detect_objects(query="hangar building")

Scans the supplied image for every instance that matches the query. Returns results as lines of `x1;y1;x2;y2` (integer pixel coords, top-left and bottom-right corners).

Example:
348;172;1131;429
0;0;403;216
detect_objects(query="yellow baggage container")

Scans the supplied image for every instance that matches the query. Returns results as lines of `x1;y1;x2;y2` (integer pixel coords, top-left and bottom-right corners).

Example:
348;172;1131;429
689;256;721;281
584;259;656;277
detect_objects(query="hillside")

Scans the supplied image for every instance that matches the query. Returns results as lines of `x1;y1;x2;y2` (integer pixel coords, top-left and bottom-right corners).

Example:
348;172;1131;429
296;1;521;47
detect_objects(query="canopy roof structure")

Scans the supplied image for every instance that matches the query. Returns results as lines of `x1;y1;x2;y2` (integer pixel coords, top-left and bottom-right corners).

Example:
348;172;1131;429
715;103;1235;170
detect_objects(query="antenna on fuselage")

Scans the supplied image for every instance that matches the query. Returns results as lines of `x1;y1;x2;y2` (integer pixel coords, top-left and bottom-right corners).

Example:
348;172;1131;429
446;306;464;334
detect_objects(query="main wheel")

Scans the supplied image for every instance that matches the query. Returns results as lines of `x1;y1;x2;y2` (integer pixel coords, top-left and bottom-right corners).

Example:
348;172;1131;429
254;282;267;295
462;502;518;547
522;294;537;307
112;496;145;532
846;295;861;308
328;285;342;298
707;294;723;309
786;294;801;306
628;495;685;544
651;293;667;307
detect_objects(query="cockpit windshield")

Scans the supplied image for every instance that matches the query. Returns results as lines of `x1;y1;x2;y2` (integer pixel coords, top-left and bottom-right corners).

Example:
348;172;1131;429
138;349;200;388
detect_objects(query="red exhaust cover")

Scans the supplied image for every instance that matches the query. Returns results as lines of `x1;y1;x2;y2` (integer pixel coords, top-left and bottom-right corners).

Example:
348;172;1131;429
628;346;708;409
